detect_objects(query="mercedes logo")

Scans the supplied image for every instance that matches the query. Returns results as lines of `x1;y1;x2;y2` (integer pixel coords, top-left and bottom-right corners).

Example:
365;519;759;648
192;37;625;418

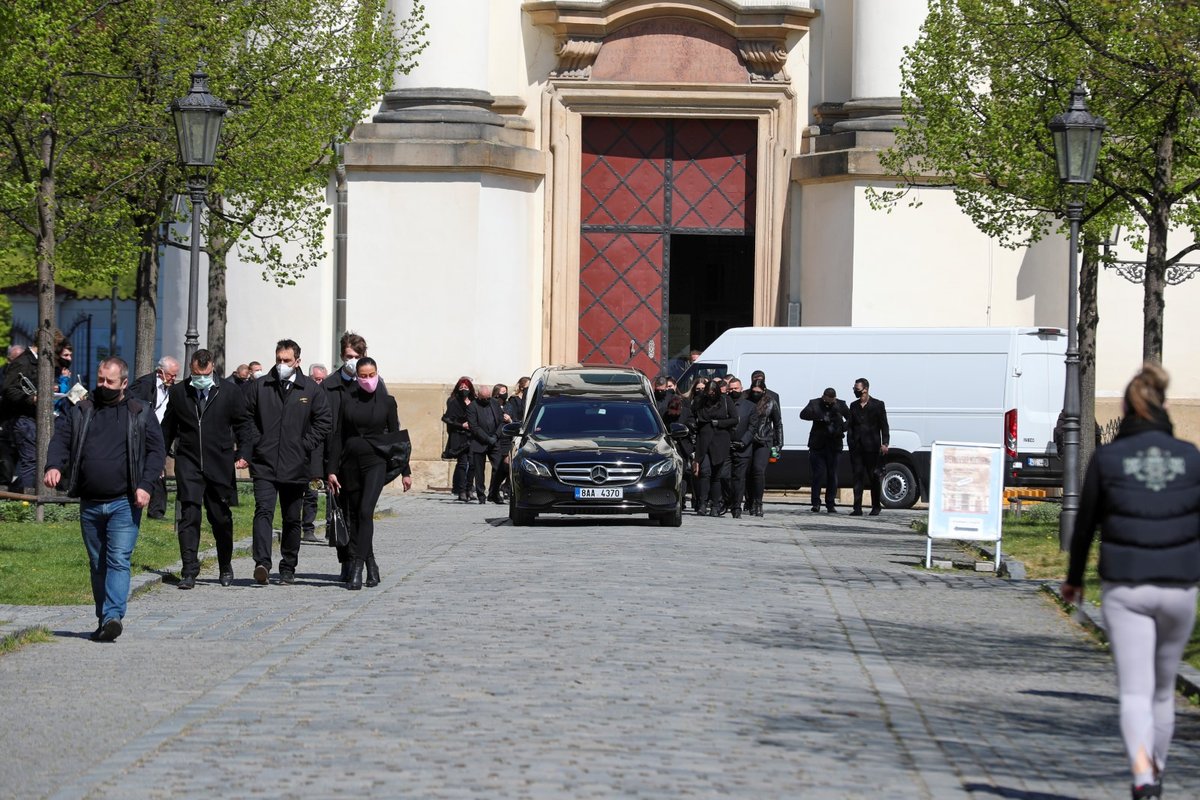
590;465;608;484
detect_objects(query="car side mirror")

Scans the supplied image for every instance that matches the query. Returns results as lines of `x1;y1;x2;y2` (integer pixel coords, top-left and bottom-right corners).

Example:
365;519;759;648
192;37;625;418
668;422;690;439
502;422;522;438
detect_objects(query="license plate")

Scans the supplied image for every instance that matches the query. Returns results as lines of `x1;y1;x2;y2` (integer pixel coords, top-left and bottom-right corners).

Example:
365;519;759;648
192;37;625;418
1027;457;1049;467
574;486;624;499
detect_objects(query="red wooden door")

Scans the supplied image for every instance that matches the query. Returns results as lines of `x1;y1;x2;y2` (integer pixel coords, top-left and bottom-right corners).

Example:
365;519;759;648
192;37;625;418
578;117;755;374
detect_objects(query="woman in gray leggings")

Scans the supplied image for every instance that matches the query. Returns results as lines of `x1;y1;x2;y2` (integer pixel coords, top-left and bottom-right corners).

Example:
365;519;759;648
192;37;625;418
1063;363;1200;800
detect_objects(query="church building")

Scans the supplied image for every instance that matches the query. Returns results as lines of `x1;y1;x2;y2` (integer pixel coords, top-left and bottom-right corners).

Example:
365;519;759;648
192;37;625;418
158;0;1200;485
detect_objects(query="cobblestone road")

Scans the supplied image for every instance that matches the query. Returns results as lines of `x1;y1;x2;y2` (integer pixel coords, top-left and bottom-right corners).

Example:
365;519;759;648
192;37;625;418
2;495;1198;799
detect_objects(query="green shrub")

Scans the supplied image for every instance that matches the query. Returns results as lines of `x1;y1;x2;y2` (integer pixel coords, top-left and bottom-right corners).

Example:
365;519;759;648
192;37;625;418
1020;501;1062;525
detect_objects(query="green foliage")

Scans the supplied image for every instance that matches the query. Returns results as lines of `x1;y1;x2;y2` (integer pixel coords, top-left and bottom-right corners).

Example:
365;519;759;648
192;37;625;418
874;0;1200;359
1020;501;1062;525
0;501;79;523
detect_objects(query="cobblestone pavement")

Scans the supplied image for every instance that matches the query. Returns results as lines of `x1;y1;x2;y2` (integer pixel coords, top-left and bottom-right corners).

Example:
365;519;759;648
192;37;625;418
2;494;1199;799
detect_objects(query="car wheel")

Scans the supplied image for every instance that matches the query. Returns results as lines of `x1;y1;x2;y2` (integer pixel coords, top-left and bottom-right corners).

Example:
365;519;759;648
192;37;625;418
509;493;535;526
656;499;684;527
880;461;919;509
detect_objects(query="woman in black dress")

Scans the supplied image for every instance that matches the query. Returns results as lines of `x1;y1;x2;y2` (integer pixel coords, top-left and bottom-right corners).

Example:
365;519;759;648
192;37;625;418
695;379;737;516
442;377;475;501
327;358;410;589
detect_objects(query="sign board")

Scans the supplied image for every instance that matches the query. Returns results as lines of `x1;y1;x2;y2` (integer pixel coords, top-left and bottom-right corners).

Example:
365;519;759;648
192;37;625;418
925;441;1004;568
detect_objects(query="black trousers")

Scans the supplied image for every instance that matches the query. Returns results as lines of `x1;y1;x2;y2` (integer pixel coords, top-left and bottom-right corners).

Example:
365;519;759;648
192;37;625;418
693;454;712;511
452;452;472;495
850;448;883;512
809;447;840;509
301;485;319;534
729;448;752;509
344;462;386;563
707;457;731;508
487;453;510;500
471;448;501;499
11;416;36;492
747;443;772;504
178;481;235;578
252;479;305;573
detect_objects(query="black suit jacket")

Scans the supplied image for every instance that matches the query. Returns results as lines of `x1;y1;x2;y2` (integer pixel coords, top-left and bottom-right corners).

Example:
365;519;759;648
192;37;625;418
162;377;258;503
466;400;504;454
800;397;851;451
846;396;890;453
244;367;332;483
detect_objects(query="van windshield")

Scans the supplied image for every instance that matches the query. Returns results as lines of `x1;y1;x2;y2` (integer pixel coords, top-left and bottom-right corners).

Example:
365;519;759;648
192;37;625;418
530;400;661;439
677;363;728;395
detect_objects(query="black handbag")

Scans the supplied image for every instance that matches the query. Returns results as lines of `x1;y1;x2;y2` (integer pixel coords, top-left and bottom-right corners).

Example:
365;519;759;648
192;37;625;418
375;429;412;486
325;489;350;547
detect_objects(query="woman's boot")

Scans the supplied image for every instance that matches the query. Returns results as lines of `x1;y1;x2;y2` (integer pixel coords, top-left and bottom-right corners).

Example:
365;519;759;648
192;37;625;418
348;560;364;590
339;561;352;584
365;556;380;587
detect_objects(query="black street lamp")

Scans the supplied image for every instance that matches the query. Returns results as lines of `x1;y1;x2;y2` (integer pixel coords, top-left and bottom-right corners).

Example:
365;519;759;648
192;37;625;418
1048;79;1105;551
170;63;227;367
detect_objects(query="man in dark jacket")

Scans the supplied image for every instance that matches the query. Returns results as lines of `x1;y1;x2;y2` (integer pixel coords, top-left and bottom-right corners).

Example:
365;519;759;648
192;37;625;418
244;339;332;585
801;388;851;513
466;383;504;504
846;377;890;516
727;378;756;518
43;357;166;642
127;356;179;518
162;349;258;589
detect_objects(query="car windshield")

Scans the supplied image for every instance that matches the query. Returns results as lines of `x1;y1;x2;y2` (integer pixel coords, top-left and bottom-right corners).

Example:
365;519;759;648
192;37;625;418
530;400;661;439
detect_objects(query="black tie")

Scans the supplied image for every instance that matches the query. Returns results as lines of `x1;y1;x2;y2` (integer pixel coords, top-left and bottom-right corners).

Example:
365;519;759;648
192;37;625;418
200;389;209;407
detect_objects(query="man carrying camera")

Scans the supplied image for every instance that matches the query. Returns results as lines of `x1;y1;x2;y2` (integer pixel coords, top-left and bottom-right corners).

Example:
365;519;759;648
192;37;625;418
800;387;850;513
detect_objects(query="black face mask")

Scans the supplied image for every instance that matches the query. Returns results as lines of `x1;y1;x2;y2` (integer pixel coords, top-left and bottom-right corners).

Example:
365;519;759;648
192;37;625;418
654;389;666;399
478;397;491;405
457;388;470;398
497;393;507;402
749;391;763;401
853;389;864;399
93;386;121;406
58;358;72;370
729;390;743;400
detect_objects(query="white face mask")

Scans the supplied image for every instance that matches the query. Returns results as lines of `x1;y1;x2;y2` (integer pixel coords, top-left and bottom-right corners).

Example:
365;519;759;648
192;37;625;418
276;363;295;380
253;369;265;379
342;357;358;375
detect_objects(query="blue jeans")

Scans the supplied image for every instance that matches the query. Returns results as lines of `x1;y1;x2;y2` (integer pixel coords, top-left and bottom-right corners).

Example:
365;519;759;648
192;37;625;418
80;497;142;623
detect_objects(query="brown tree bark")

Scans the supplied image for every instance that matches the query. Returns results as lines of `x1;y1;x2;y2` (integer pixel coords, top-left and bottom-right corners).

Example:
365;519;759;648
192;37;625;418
34;121;58;502
206;195;228;376
1078;239;1099;475
1142;126;1174;363
133;223;161;376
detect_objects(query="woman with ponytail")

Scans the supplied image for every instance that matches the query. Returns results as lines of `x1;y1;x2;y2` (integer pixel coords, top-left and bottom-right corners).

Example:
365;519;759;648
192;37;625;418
1062;363;1200;799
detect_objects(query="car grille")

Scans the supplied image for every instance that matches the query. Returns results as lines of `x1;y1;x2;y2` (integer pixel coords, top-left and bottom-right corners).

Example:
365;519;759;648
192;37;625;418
554;462;644;486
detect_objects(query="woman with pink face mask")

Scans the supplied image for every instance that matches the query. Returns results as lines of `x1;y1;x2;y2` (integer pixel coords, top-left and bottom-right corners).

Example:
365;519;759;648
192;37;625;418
325;357;410;589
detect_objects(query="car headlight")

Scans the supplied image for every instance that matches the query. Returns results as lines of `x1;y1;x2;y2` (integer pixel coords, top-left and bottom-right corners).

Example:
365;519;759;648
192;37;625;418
520;458;552;478
645;459;675;478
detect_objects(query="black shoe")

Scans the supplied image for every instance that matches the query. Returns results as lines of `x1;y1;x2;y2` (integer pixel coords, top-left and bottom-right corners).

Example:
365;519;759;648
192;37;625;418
278;570;295;585
457;492;470;502
711;504;725;518
177;575;196;590
489;496;504;505
732;507;742;519
849;509;863;516
826;506;838;514
147;512;165;520
339;562;353;583
753;502;764;517
253;564;269;585
302;529;321;543
218;569;234;587
477;495;486;504
365;556;380;587
88;625;103;642
811;506;821;513
1131;782;1162;799
96;618;123;642
348;560;364;591
869;509;881;516
698;503;711;516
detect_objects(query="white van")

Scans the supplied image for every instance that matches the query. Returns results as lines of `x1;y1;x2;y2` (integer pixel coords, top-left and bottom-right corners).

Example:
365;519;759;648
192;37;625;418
678;327;1066;508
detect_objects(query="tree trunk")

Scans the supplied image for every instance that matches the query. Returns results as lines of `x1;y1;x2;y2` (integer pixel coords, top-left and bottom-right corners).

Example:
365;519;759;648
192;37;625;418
1078;238;1099;474
133;223;160;376
34;123;58;502
1142;127;1174;363
206;195;228;375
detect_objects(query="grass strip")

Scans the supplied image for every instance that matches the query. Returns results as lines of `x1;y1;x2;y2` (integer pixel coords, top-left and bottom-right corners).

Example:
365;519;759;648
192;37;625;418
0;626;54;655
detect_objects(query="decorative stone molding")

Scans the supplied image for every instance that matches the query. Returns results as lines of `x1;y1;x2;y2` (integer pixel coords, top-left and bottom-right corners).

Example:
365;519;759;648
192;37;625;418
553;37;604;79
523;0;816;41
738;40;788;82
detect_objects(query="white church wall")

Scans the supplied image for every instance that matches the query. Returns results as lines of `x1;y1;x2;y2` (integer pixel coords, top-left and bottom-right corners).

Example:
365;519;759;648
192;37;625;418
797;181;855;325
805;0;853;113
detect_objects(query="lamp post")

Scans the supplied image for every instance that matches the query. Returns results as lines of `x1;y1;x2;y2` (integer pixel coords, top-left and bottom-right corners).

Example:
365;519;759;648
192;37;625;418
1048;79;1105;551
170;63;227;368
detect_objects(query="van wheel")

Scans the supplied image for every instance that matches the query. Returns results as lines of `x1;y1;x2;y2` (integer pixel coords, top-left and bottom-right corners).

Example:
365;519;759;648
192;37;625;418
880;462;919;509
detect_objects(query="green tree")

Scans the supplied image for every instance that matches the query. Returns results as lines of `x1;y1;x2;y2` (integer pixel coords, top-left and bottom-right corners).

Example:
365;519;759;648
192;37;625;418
874;0;1200;470
0;1;152;494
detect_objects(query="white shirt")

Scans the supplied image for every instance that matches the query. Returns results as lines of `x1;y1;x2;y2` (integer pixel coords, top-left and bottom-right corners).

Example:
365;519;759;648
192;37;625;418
154;377;170;422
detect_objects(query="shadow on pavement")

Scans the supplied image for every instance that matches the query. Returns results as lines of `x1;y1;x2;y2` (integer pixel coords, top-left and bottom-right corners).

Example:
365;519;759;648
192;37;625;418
963;785;1082;800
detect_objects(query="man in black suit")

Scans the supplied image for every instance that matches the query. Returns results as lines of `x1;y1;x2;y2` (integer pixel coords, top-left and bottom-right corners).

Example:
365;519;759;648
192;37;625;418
466;383;504;504
846;377;890;516
128;356;180;518
162;349;258;589
244;339;332;585
800;388;851;513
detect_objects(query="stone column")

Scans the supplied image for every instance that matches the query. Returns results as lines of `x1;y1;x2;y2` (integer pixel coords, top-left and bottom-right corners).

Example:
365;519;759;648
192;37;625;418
389;0;489;90
836;0;927;131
